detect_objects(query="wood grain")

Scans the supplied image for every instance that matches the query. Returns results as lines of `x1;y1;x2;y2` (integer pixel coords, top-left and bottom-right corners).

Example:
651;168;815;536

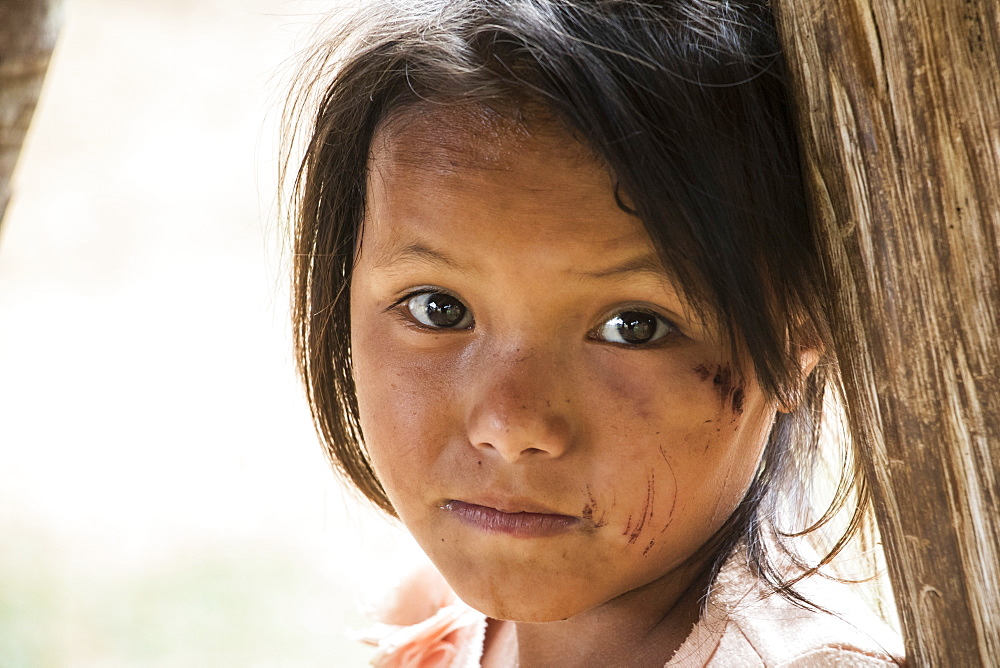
0;0;62;225
773;0;1000;664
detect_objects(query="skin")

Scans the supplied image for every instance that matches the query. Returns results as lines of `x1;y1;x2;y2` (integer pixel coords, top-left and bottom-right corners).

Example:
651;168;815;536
350;107;791;667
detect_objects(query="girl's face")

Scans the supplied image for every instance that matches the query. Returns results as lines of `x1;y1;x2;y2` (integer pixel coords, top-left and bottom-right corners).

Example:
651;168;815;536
350;109;777;623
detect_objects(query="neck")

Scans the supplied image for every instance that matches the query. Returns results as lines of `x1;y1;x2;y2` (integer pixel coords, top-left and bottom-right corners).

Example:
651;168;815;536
497;561;711;668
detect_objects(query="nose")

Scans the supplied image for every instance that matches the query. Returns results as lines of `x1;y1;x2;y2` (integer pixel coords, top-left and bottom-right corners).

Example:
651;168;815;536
465;347;574;462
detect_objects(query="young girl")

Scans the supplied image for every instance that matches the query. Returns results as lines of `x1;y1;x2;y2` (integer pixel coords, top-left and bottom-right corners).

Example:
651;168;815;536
284;1;905;665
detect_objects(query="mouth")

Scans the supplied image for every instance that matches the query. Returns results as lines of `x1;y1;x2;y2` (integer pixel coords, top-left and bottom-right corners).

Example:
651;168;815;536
442;499;580;537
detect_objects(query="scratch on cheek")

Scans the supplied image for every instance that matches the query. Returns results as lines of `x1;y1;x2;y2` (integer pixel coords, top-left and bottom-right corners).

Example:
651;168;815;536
627;472;655;545
694;363;746;416
732;387;745;415
658;455;678;536
584;485;607;528
712;364;733;400
642;538;656;557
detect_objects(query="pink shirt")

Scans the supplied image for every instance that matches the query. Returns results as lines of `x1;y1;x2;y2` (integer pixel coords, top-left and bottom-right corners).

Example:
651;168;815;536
359;552;904;667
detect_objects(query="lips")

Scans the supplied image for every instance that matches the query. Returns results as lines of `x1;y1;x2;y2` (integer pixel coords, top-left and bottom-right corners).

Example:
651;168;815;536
442;499;580;537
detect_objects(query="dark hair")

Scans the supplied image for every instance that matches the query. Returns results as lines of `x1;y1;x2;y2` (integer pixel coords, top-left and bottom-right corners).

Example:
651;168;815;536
283;0;875;609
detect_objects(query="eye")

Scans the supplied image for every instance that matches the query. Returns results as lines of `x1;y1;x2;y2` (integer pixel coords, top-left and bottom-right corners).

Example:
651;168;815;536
405;292;474;329
594;310;675;345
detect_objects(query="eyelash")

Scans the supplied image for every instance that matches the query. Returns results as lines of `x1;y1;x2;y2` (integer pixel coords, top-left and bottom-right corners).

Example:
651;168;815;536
587;307;679;347
388;289;680;347
390;288;475;330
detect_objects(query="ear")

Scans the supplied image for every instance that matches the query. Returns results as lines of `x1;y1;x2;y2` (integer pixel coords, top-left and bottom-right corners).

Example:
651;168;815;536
776;346;822;413
799;346;821;377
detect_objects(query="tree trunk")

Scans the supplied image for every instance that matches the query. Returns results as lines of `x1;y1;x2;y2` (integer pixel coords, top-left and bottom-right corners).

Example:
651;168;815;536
772;0;1000;665
0;0;62;226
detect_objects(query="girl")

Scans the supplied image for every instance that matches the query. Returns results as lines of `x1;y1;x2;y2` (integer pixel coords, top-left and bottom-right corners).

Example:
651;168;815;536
284;1;905;665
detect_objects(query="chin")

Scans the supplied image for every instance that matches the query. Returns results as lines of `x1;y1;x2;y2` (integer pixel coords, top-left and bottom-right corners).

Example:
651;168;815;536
466;598;581;623
449;577;595;623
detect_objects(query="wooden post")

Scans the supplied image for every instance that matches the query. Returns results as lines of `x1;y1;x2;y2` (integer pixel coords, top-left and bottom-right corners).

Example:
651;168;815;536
0;0;62;226
772;0;1000;664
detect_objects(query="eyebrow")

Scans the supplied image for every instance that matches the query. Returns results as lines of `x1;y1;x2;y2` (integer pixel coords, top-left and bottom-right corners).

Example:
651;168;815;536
372;242;668;282
372;242;473;274
575;252;670;280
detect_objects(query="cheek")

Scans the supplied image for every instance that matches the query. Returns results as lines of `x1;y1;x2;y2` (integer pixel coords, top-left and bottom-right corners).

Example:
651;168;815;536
349;314;464;504
583;351;771;560
597;358;659;422
585;347;727;465
586;347;704;437
656;390;772;551
574;353;697;540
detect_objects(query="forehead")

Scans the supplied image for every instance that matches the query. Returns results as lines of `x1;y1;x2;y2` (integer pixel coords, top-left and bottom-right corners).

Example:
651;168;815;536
372;103;597;183
363;104;656;266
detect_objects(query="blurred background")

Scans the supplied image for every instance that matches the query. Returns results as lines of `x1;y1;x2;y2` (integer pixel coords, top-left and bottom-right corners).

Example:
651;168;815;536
0;0;423;665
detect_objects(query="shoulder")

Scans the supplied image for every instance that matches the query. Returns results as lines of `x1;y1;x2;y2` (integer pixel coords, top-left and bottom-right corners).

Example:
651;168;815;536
669;557;905;667
355;562;488;668
726;575;905;667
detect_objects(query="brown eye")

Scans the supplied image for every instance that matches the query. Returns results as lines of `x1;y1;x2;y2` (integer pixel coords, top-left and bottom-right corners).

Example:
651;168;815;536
596;310;673;345
406;292;473;329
